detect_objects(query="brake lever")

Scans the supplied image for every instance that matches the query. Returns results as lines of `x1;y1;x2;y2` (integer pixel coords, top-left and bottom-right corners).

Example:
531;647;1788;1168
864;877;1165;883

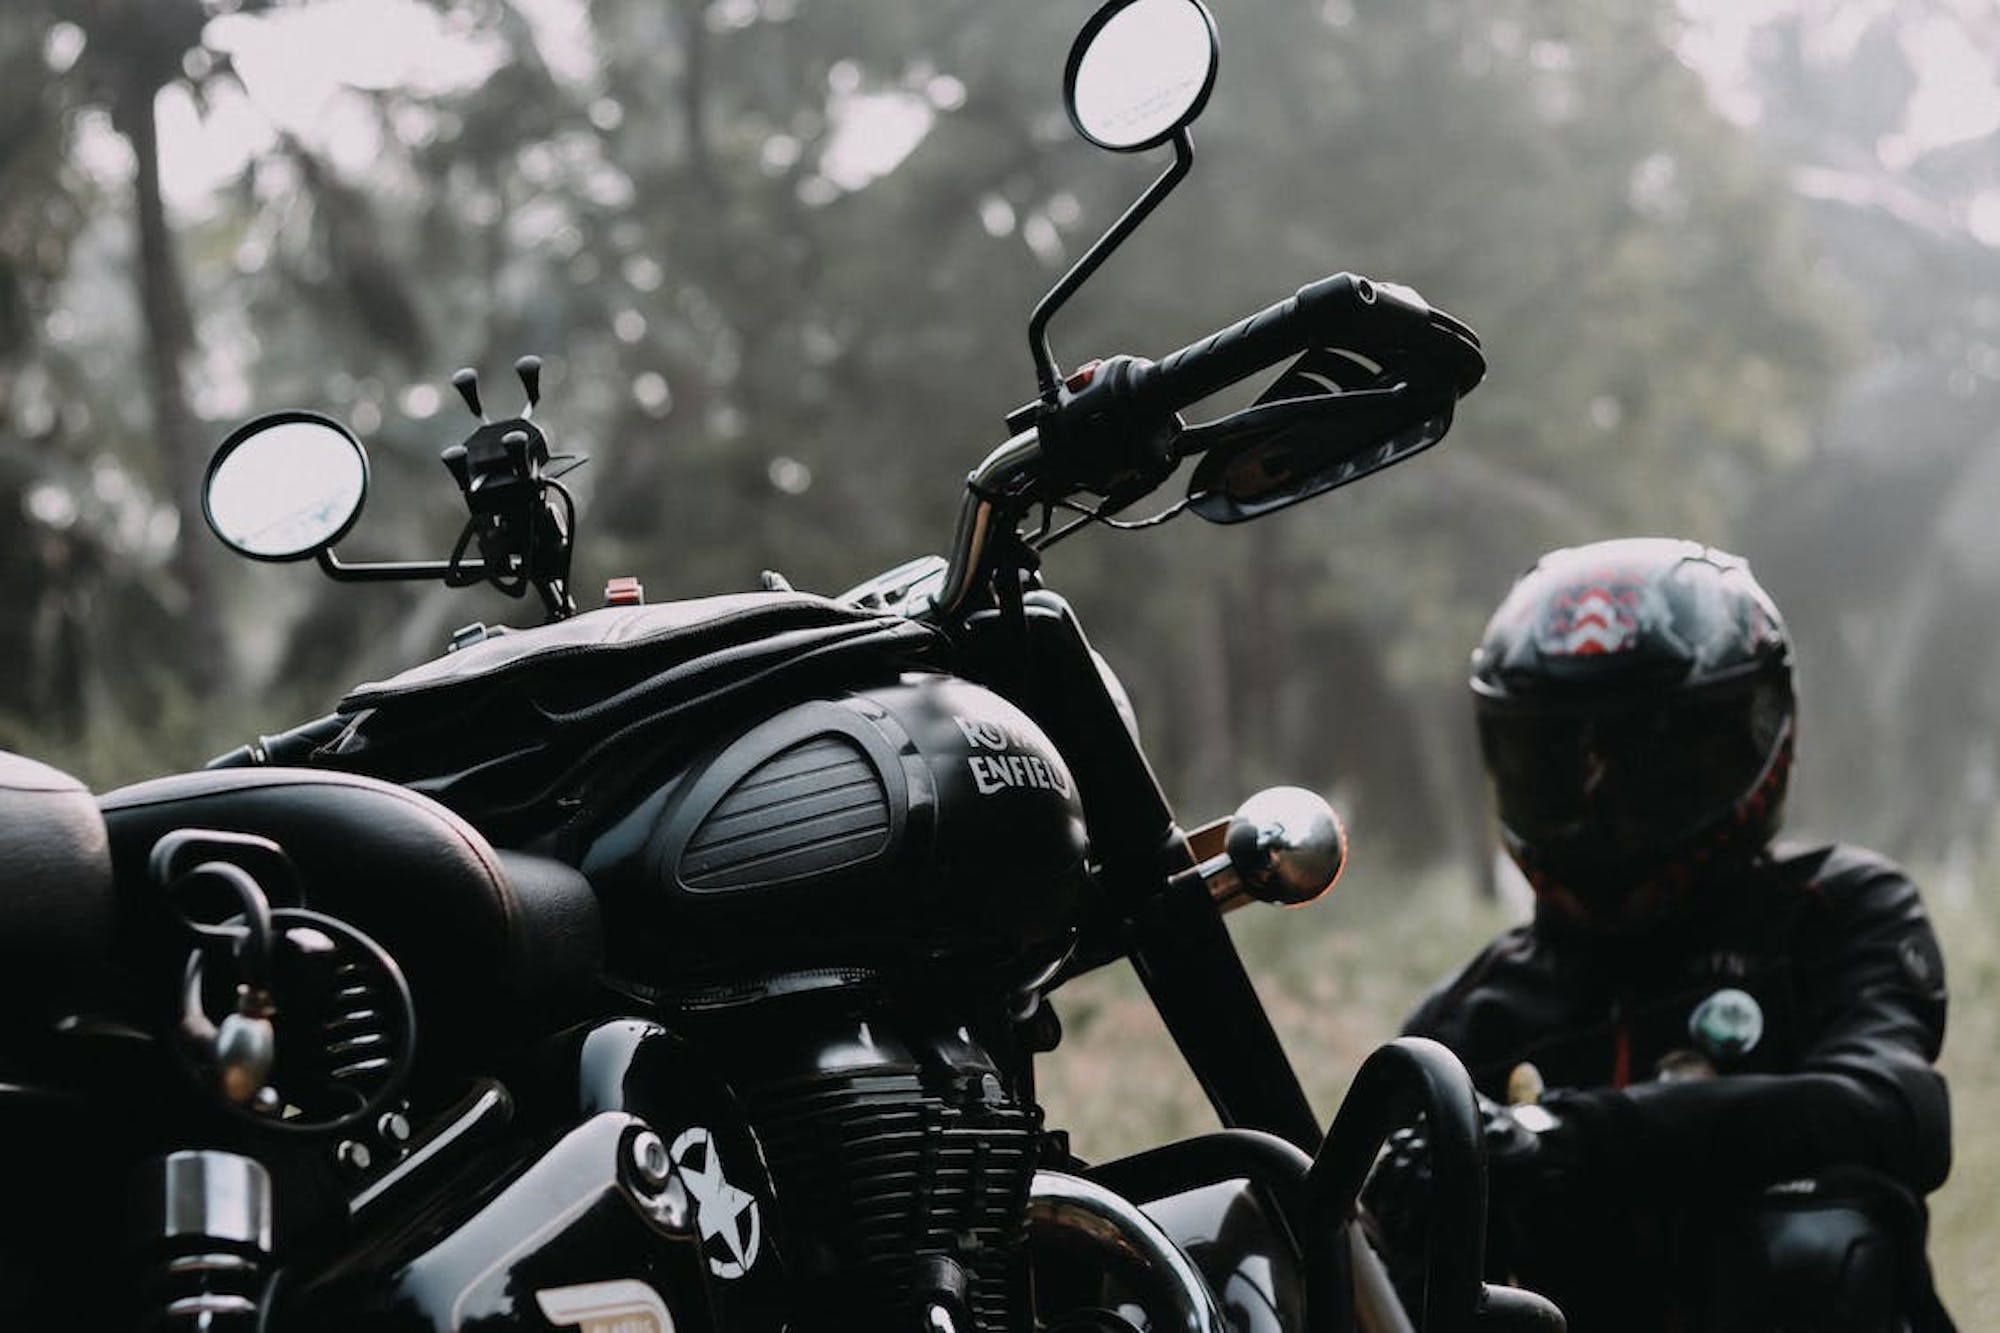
1174;385;1409;457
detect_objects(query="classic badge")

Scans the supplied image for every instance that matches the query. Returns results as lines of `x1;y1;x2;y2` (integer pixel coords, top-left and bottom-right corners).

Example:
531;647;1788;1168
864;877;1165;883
536;1278;675;1333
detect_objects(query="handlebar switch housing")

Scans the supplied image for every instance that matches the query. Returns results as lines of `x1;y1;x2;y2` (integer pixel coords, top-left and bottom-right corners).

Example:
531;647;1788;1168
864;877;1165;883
1029;354;1182;502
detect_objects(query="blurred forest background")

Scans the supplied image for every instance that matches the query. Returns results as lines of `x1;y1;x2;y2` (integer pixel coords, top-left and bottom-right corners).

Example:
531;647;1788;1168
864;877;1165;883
4;0;1999;1319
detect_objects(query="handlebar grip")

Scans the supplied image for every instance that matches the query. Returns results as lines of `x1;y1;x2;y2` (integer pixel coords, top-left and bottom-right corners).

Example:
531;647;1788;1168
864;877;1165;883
205;713;348;769
1140;272;1438;412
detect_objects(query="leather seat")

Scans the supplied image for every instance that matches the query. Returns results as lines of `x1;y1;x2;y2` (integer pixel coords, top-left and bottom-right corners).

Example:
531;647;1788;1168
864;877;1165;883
0;752;113;1014
99;768;604;1044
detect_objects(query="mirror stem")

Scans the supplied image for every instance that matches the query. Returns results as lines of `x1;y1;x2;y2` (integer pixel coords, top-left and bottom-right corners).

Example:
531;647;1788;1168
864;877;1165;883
316;548;488;586
1028;130;1194;403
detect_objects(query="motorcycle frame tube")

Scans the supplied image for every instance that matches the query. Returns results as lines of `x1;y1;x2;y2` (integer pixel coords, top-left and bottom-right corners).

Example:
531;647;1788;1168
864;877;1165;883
933;427;1043;621
1127;870;1323;1149
963;592;1321;1151
1008;592;1180;889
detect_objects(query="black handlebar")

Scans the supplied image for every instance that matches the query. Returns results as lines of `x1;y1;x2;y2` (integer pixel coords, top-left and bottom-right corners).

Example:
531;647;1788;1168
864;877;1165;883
1138;273;1413;412
1031;271;1482;503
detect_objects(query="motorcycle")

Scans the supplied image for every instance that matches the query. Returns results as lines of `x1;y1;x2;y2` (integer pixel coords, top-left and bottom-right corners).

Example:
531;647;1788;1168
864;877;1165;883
0;2;1563;1329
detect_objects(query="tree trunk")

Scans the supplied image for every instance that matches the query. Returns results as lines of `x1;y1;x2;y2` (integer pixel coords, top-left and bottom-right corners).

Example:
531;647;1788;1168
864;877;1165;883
1176;585;1238;813
1229;525;1288;780
121;78;231;701
677;0;717;193
1407;678;1497;899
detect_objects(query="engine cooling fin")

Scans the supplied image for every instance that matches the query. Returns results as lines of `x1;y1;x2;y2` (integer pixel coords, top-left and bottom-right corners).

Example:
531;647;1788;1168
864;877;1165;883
730;1022;1042;1331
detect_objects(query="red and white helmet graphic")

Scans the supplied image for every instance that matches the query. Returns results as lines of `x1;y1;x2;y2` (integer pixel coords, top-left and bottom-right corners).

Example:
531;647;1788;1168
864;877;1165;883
1531;572;1650;657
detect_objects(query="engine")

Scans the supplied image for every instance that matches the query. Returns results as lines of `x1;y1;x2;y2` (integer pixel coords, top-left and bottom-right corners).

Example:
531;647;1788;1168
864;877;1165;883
681;997;1041;1330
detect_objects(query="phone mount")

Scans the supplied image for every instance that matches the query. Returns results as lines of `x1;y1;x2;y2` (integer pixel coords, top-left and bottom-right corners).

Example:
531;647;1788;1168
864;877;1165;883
203;357;587;624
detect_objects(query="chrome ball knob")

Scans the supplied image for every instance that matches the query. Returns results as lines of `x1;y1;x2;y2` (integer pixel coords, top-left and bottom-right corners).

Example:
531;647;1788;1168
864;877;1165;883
1224;786;1346;906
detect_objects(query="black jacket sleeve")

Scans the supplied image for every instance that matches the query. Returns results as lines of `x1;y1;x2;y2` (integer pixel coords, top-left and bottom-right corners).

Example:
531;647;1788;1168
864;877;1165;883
1551;850;1951;1197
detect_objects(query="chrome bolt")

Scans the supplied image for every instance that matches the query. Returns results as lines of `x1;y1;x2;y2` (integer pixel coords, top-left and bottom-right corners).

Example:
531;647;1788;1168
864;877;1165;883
378;1111;412;1145
335;1139;373;1173
629;1130;671;1190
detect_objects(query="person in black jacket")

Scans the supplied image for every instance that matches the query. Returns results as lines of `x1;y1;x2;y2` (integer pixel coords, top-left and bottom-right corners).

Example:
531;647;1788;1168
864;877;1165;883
1368;537;1954;1332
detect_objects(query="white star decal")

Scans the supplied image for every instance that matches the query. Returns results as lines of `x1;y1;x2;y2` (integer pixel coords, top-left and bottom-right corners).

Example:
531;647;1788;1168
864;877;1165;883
670;1126;761;1279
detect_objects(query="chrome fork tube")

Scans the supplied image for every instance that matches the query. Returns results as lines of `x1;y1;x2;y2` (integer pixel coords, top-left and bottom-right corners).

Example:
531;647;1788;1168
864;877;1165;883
932;427;1042;622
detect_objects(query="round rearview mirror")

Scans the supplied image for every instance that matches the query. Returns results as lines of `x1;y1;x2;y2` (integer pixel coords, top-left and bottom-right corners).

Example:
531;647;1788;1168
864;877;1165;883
1064;0;1218;153
203;411;369;562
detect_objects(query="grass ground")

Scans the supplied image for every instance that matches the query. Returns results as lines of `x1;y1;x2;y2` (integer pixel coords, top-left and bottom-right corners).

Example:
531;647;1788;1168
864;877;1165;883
1034;860;1996;1325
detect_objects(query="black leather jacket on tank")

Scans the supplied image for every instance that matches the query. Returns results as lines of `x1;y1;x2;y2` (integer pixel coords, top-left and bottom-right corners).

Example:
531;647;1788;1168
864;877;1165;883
1398;840;1952;1330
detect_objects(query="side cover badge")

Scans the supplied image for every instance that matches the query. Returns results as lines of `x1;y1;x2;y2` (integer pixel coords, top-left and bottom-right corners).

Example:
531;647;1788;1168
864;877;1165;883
536;1279;675;1333
671;1126;762;1279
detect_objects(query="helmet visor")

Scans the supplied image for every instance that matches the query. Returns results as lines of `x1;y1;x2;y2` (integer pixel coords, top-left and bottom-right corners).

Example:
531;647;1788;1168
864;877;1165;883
1477;676;1790;867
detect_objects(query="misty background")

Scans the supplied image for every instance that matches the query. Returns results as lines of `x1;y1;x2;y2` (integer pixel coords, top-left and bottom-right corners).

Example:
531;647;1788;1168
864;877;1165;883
3;0;1998;1318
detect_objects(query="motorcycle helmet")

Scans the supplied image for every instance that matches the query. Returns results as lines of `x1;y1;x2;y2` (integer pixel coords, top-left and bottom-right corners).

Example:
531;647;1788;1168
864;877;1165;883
1469;538;1794;932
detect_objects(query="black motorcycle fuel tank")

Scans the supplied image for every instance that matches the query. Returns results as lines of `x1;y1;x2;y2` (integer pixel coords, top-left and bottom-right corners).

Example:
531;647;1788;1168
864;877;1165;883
580;673;1089;989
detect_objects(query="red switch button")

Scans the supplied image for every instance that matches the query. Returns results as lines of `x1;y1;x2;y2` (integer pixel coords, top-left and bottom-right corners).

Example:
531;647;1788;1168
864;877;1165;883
1064;359;1102;391
604;576;645;606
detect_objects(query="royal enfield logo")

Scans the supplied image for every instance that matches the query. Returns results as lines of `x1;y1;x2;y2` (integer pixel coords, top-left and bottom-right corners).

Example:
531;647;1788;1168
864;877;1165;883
952;715;1015;752
952;714;1072;797
535;1279;674;1333
670;1126;761;1279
